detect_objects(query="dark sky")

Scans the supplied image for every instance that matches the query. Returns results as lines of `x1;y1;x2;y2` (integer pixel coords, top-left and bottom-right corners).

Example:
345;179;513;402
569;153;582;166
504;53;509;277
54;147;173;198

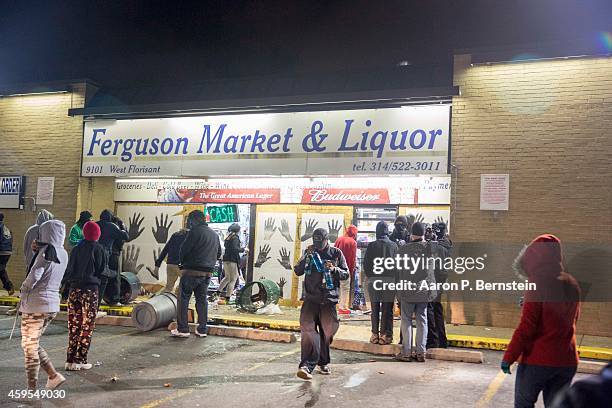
1;0;610;86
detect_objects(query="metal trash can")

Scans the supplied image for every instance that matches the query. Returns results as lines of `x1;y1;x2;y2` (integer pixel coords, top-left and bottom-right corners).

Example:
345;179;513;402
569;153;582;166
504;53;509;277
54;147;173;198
236;279;280;313
131;292;178;331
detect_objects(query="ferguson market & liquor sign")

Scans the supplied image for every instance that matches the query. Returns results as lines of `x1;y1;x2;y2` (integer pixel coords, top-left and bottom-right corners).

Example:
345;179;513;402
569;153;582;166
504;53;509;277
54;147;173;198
82;105;450;177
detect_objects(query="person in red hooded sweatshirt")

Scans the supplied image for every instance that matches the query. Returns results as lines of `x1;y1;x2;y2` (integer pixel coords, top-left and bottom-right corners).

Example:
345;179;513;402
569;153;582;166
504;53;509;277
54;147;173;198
501;234;581;408
333;225;358;314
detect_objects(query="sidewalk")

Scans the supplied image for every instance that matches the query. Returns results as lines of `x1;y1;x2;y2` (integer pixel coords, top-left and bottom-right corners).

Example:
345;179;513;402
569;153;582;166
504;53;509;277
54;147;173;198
2;294;610;361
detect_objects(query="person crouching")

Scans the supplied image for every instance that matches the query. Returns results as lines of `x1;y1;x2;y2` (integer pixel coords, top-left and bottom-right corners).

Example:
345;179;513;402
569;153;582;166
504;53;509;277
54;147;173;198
294;228;349;380
63;221;107;371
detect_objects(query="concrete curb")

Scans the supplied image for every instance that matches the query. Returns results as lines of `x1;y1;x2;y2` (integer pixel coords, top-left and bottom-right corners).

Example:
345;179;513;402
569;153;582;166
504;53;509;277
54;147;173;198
331;338;484;364
167;321;297;343
577;360;607;375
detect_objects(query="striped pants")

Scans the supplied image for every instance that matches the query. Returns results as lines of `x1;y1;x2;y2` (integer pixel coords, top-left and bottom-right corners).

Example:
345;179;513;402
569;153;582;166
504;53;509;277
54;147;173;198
21;312;58;389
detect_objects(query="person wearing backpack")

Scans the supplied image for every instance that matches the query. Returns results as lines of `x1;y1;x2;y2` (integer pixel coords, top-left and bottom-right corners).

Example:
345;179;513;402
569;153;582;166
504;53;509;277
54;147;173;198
63;221;107;371
0;212;15;296
395;222;439;362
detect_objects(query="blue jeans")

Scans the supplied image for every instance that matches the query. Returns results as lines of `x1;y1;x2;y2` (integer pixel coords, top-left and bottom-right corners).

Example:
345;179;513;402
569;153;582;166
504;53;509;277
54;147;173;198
400;301;428;355
514;363;576;408
177;275;210;334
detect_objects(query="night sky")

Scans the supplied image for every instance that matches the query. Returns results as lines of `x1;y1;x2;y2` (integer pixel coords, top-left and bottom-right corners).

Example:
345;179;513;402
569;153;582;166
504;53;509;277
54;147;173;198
1;0;610;86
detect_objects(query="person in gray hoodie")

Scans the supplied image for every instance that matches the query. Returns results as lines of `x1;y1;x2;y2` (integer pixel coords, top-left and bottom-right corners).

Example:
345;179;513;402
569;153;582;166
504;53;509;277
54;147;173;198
23;209;54;274
19;219;68;390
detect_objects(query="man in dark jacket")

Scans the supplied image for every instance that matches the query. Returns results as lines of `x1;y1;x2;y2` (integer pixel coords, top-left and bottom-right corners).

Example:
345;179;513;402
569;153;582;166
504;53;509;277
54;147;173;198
294;228;349;380
363;221;398;345
151;227;188;295
389;215;410;247
218;223;244;301
0;213;15;296
427;225;452;349
96;210;129;306
171;210;221;338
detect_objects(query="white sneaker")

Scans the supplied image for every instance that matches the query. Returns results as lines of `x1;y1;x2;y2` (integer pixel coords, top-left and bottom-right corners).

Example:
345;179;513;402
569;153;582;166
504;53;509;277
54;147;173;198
65;363;93;371
46;373;66;390
96;311;107;318
194;329;207;338
170;329;190;338
297;366;313;380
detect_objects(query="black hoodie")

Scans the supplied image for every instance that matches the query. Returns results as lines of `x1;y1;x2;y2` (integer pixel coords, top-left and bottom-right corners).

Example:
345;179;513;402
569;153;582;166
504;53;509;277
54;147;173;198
63;240;108;290
97;210;129;253
363;221;399;278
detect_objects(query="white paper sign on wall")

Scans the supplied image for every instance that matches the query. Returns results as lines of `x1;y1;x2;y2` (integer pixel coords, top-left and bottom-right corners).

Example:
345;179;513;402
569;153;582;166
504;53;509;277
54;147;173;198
480;174;509;211
36;177;55;206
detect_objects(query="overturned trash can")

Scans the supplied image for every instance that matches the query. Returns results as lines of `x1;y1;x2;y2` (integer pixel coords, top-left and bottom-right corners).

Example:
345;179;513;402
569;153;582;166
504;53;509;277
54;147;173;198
132;292;177;331
236;279;280;313
103;272;141;305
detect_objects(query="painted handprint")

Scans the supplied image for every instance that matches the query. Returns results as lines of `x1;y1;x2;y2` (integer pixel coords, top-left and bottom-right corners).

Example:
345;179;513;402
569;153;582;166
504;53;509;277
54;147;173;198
122;244;145;274
277;277;287;298
434;216;448;227
277;247;292;270
152;214;173;244
279;219;293;242
327;219;342;243
300;218;318;242
127;213;145;242
263;218;277;240
406;213;425;227
254;244;272;267
146;247;162;279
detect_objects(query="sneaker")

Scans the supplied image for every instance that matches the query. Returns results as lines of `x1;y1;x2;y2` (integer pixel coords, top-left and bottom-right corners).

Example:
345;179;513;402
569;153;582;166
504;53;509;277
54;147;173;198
369;333;379;344
65;363;92;371
170;329;190;338
194;328;207;338
8;288;15;296
378;335;393;345
96;311;107;319
317;365;332;375
416;353;426;362
46;373;66;390
338;308;350;315
296;366;313;380
393;353;413;362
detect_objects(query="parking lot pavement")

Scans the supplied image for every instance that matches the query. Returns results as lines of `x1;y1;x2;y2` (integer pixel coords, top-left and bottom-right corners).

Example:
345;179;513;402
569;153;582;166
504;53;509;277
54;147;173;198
0;318;591;408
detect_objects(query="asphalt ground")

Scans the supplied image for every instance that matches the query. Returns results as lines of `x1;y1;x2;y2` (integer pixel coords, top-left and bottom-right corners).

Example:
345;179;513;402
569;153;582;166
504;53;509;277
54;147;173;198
0;316;591;408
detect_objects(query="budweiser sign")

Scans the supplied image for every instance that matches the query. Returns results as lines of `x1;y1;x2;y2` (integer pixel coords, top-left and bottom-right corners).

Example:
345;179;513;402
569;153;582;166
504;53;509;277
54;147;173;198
302;188;390;204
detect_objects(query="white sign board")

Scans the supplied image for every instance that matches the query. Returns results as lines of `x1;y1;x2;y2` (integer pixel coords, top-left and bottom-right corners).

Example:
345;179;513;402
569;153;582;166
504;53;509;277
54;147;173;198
36;177;55;205
0;176;24;209
82;105;450;177
480;174;509;211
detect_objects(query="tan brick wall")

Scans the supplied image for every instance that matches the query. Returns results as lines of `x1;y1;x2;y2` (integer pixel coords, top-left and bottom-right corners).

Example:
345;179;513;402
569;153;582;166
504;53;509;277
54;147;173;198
0;85;87;285
450;54;612;336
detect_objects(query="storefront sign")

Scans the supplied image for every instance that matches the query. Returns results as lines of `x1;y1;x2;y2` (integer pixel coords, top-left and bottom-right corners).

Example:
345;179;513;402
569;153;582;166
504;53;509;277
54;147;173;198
116;176;451;205
480;174;510;211
206;204;239;223
301;188;390;204
158;187;281;204
83;105;450;177
0;176;25;209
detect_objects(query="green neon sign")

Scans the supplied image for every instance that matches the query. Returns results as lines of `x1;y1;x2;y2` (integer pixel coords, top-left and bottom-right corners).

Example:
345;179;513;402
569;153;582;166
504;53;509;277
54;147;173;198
206;205;238;224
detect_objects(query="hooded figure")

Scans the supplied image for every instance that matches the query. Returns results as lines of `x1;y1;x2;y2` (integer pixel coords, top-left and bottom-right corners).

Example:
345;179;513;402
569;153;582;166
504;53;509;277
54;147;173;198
389;215;410;245
97;210;129;253
502;234;581;408
23;209;54;272
69;210;93;247
20;220;68;314
363;221;398;345
334;225;359;312
218;223;245;300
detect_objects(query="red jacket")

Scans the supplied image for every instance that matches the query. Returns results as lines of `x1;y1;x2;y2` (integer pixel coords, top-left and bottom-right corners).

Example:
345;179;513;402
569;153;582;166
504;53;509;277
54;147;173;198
503;234;581;367
334;225;358;275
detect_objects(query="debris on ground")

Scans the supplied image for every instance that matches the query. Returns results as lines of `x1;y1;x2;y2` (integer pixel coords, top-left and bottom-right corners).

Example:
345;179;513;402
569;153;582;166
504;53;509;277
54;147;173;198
164;383;172;388
110;376;119;382
378;371;385;374
94;361;102;367
152;354;161;358
255;303;283;315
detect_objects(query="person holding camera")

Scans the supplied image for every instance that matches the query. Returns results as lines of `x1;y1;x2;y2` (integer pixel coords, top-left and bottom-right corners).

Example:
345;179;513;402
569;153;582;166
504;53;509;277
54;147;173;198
294;228;349;380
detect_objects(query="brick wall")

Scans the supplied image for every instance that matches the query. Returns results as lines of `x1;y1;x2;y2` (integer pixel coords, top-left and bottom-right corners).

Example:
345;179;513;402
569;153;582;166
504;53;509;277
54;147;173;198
0;84;87;285
450;54;612;336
